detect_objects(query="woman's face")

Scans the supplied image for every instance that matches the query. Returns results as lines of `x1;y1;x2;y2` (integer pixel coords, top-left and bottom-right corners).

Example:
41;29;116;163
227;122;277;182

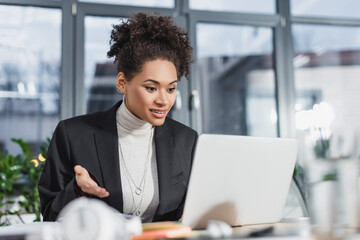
117;59;178;126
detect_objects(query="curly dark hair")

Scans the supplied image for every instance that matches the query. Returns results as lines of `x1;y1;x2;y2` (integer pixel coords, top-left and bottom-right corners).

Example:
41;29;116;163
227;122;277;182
107;12;192;81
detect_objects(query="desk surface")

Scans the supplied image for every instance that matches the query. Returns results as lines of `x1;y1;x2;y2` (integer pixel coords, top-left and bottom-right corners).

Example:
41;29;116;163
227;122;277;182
232;218;311;239
186;218;311;239
0;218;309;239
3;217;352;240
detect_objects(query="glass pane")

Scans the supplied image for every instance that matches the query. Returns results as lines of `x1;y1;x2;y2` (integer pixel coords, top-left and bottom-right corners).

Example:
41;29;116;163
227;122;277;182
190;0;275;14
196;23;276;137
292;24;360;223
80;0;174;8
0;5;61;154
293;24;360;129
85;16;122;113
291;0;360;18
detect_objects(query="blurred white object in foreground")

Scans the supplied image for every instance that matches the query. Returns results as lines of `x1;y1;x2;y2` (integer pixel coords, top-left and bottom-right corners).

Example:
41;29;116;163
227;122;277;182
0;198;142;240
57;197;142;240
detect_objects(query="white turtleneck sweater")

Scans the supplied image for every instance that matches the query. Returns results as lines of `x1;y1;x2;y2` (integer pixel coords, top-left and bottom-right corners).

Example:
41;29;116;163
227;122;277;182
116;101;159;222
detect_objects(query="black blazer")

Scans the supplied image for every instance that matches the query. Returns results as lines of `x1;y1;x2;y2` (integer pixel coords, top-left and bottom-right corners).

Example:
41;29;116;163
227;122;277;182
38;101;198;221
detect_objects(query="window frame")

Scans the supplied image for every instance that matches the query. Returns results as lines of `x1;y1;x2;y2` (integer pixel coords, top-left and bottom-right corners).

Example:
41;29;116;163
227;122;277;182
1;0;360;136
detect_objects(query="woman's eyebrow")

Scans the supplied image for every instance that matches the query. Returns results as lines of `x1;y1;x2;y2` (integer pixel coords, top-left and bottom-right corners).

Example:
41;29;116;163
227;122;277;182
144;79;178;85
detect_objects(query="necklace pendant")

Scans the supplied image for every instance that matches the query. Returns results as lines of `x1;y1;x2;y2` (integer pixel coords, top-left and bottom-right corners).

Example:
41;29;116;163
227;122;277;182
135;188;142;195
135;211;140;216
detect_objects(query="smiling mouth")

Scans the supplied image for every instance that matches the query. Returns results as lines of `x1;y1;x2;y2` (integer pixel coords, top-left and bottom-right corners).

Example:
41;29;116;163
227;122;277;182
150;109;167;118
150;110;166;114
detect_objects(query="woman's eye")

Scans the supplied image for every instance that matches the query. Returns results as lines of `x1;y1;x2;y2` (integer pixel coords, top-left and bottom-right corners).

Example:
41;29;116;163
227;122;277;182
168;87;176;93
145;87;156;92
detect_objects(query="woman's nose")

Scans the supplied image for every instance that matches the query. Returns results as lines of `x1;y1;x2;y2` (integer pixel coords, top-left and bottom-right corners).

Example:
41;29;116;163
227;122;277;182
154;90;168;106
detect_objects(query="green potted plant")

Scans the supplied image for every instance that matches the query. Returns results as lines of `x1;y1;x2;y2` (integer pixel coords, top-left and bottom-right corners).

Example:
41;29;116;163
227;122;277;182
0;138;49;226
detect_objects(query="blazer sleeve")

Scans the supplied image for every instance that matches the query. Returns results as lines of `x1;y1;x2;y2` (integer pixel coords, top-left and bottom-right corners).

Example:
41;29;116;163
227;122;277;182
38;120;78;221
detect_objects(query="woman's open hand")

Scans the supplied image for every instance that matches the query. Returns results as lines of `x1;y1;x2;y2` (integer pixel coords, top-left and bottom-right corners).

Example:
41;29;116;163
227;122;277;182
74;165;109;198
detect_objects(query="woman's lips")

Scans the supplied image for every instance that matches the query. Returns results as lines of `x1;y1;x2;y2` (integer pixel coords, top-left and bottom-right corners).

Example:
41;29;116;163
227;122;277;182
150;109;167;118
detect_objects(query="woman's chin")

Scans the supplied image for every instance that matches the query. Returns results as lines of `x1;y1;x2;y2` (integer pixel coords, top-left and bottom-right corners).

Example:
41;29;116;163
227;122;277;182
149;118;166;126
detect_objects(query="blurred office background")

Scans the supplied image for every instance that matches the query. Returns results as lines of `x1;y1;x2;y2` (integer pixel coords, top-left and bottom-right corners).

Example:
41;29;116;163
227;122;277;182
0;0;360;216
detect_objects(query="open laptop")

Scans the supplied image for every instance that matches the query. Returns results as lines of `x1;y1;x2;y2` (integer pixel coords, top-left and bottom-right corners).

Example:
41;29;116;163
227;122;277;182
182;134;299;229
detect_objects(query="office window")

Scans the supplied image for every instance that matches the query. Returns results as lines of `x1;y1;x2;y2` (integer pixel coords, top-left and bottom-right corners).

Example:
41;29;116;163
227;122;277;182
293;24;360;149
0;5;61;154
85;16;124;113
79;0;174;8
190;0;275;14
291;0;360;19
196;23;276;137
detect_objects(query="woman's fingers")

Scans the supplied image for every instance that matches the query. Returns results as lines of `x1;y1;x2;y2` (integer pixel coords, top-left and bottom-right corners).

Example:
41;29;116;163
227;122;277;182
91;186;109;197
96;188;110;198
85;185;109;198
74;165;109;198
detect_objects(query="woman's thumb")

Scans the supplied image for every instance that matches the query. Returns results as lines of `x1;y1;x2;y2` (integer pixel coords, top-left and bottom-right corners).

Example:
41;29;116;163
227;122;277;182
74;165;83;175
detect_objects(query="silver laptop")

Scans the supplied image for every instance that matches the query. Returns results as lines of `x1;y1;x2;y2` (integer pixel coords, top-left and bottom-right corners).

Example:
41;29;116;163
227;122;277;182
182;134;299;229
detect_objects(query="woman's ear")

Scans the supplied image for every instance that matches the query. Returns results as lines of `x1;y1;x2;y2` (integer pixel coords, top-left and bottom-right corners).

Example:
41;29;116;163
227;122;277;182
116;72;127;94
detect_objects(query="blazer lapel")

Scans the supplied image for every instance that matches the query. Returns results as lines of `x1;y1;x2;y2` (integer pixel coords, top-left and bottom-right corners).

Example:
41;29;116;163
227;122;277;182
154;121;175;217
94;101;123;212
